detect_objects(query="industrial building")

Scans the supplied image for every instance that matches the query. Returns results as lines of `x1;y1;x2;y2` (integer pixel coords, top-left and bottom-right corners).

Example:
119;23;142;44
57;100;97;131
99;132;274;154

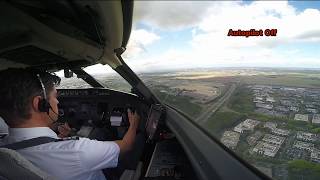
234;119;260;133
221;131;240;149
294;114;309;122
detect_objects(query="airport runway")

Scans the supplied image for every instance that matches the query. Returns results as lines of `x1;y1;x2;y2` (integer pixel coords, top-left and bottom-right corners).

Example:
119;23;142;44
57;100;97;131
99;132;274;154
196;83;237;125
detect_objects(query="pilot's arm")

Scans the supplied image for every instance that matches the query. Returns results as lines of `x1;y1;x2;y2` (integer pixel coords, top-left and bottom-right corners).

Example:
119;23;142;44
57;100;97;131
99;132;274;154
115;109;140;154
52;109;140;173
57;123;72;138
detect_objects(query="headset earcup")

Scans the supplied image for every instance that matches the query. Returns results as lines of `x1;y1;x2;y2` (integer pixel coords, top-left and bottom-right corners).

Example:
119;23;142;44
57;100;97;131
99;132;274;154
38;99;50;113
44;101;51;113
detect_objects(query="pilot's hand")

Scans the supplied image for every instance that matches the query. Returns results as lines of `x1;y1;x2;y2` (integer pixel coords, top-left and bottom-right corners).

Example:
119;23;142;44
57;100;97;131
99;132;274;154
57;123;72;138
128;109;140;130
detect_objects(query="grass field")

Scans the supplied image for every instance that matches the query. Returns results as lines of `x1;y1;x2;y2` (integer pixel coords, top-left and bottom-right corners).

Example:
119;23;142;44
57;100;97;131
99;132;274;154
239;74;320;88
288;160;320;180
151;87;203;119
228;86;255;114
205;111;246;137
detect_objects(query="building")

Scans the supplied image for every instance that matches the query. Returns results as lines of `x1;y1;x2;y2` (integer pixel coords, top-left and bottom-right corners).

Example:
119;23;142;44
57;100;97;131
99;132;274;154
234;119;260;133
306;104;316;108
311;149;320;163
253;99;264;104
293;141;314;152
296;131;317;142
262;134;285;146
312;114;320;124
306;108;318;114
221;131;240;149
275;106;289;113
255;96;264;101
294;114;309;122
280;100;293;106
266;97;275;103
289;106;299;112
253;141;280;157
282;87;297;91
264;122;277;130
247;131;263;146
256;103;273;110
296;88;306;93
272;128;290;136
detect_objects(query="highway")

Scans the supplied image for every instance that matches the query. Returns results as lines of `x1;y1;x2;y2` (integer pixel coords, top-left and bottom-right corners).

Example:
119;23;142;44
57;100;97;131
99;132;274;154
196;83;237;125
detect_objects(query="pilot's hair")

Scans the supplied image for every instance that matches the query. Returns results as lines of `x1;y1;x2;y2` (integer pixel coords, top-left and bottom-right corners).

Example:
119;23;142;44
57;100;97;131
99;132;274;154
0;68;61;126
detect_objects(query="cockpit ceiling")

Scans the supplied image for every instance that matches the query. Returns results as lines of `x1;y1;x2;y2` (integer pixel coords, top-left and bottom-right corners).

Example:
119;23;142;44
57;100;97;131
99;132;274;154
0;0;132;71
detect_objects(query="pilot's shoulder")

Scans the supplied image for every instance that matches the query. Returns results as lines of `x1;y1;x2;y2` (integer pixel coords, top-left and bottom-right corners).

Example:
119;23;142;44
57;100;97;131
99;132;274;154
38;137;119;153
35;137;82;151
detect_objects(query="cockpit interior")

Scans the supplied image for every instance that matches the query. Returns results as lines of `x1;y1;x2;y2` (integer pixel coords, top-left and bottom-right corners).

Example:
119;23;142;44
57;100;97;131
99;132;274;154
55;86;198;180
0;1;271;180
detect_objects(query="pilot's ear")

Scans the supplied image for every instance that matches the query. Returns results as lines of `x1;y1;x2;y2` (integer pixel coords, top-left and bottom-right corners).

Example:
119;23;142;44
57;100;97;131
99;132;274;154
32;96;41;112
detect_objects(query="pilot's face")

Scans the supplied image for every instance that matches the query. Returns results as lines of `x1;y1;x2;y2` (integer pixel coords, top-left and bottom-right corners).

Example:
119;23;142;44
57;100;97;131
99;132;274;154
48;87;59;122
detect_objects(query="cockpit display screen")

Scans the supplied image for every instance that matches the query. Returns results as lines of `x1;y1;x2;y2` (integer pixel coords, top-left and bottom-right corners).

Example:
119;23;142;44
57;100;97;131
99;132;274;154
145;104;162;140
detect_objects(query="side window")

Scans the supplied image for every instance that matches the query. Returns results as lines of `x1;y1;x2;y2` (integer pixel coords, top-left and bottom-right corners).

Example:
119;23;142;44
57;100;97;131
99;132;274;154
86;64;132;93
57;64;132;93
58;76;91;89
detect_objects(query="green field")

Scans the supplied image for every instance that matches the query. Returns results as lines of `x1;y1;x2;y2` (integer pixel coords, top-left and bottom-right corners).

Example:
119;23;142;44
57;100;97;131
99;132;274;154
205;111;246;137
228;86;255;114
238;74;320;88
288;160;320;180
151;87;203;119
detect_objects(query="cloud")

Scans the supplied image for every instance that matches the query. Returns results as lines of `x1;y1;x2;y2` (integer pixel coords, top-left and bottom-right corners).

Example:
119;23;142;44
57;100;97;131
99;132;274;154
133;1;214;30
295;30;320;42
182;1;320;69
123;1;320;72
123;29;160;58
193;1;320;48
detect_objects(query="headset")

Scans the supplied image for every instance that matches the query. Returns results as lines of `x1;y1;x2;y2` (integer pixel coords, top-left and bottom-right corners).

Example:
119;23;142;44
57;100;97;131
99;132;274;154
36;74;51;114
36;74;62;124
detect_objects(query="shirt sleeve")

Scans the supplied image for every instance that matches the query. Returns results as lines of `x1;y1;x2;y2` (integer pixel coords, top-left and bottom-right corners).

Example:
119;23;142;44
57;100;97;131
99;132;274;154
77;138;120;171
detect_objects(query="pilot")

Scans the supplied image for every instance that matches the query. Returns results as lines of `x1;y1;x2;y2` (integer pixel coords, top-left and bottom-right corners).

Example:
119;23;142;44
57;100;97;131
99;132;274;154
0;68;140;180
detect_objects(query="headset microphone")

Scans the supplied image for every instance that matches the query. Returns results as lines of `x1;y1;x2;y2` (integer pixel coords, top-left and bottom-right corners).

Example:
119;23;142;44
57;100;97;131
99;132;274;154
50;106;64;117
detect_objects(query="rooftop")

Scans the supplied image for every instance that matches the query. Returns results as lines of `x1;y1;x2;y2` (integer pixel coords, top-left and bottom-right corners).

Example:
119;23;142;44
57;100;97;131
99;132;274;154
297;131;317;142
264;122;277;130
312;114;320;124
272;128;290;136
293;141;314;151
311;149;320;161
253;141;280;157
221;131;240;149
294;114;309;122
262;134;285;145
234;119;260;133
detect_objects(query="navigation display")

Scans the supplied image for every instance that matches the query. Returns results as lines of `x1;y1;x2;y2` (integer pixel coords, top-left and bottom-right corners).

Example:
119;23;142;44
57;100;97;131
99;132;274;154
146;104;162;140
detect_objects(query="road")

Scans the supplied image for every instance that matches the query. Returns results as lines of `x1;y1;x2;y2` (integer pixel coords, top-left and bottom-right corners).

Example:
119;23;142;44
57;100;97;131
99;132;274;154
196;83;237;125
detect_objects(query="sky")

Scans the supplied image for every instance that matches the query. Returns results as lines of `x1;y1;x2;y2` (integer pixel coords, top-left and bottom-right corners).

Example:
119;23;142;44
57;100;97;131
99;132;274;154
84;1;320;74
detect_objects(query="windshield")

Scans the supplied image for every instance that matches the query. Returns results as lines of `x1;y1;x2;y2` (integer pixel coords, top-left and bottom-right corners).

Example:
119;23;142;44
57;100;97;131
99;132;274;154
55;2;320;179
123;1;320;180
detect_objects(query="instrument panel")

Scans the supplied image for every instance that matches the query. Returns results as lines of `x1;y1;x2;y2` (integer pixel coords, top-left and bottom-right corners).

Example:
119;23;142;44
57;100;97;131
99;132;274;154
58;88;130;97
57;88;164;141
